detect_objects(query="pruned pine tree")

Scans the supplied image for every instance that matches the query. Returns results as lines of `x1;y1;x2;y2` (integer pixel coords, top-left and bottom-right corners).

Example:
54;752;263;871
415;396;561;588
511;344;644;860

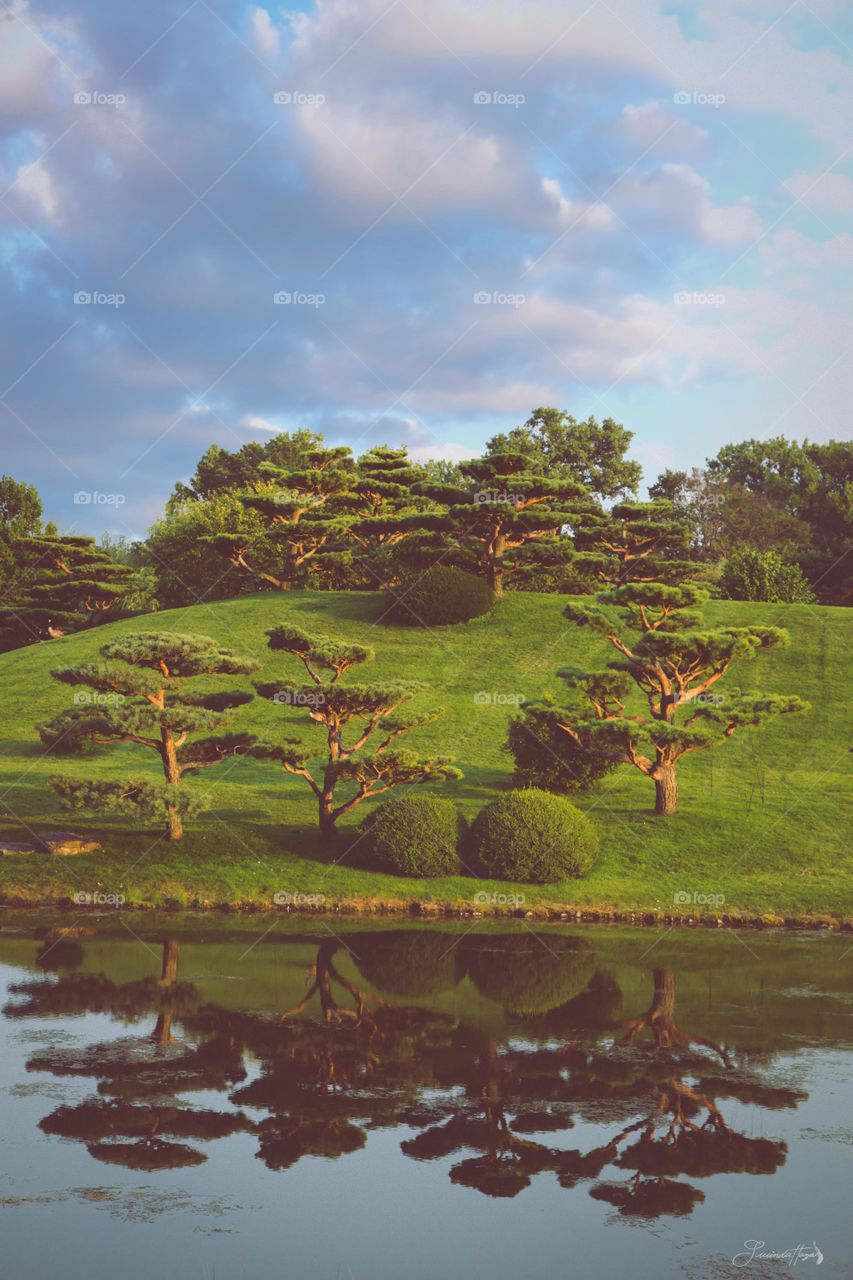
572;500;701;588
38;633;258;839
251;624;461;835
206;447;357;590
541;584;808;815
342;445;435;588
0;535;134;650
409;452;596;596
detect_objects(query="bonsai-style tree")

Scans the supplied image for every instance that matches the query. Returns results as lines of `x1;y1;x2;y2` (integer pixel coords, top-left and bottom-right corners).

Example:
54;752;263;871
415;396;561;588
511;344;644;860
0;534;134;650
38;632;258;839
350;446;425;525
409;451;596;595
208;446;358;590
251;624;460;835
541;584;808;814
572;500;700;588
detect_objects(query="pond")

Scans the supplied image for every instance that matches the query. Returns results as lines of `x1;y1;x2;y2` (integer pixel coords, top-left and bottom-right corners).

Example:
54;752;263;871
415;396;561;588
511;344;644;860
0;914;850;1279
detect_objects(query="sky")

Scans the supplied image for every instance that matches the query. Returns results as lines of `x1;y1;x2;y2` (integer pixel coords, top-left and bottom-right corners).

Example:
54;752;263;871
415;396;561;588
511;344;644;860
1;0;852;538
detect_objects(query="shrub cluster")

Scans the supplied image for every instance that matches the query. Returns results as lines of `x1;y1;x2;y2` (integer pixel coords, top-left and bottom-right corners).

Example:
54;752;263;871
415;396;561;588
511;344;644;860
383;565;496;627
361;787;598;884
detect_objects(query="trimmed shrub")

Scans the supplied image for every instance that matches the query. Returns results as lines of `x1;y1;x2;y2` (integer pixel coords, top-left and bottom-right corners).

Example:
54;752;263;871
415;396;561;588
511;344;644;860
360;792;464;878
506;705;615;794
383;565;496;627
464;935;596;1014
469;788;598;882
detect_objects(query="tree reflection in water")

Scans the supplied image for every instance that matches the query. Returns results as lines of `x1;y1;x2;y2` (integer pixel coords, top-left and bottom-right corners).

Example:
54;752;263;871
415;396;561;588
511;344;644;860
3;929;807;1218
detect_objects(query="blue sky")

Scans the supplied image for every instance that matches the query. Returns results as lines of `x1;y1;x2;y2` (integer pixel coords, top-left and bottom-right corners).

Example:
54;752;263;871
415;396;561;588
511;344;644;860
1;0;852;536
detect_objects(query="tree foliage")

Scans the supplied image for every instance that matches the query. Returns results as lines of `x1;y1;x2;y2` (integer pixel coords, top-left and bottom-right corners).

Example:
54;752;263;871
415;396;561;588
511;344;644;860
0;535;134;652
720;547;815;604
38;632;258;839
251;624;461;834
540;584;808;814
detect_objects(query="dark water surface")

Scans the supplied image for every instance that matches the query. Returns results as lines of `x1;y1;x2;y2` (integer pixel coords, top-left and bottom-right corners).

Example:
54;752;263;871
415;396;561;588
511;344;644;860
0;914;850;1279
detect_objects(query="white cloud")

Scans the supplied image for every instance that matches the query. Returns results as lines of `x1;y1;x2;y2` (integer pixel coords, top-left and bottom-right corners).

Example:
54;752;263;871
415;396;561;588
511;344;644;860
786;171;853;214
249;7;280;58
14;157;58;220
242;414;282;432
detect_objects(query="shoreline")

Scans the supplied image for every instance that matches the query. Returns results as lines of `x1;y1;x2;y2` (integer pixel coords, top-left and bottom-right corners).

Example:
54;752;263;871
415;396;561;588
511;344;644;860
1;890;849;931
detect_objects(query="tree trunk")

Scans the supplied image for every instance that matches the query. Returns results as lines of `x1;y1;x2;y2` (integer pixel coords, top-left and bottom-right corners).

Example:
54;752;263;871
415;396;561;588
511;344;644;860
654;767;678;815
487;535;506;597
318;788;337;837
160;729;184;840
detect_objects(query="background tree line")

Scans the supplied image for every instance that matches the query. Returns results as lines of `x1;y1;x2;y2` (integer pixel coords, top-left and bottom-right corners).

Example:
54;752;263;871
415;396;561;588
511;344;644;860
2;410;850;652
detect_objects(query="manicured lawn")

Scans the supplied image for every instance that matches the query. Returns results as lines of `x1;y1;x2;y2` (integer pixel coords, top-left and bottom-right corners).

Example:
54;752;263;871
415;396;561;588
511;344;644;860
0;590;850;920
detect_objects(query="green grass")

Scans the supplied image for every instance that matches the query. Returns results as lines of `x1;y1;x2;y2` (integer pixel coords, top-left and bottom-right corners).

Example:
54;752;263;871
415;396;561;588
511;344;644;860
0;589;850;920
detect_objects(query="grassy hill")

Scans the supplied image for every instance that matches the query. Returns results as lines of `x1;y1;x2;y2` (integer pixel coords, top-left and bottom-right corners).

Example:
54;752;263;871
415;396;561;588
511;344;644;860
0;590;850;920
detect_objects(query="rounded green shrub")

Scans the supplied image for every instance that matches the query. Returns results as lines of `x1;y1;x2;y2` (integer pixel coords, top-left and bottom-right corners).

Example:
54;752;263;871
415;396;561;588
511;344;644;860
469;788;598;882
360;792;464;878
383;565;496;627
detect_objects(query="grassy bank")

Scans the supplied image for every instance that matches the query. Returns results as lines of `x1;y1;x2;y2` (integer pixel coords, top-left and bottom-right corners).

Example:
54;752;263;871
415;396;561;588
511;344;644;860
0;590;850;922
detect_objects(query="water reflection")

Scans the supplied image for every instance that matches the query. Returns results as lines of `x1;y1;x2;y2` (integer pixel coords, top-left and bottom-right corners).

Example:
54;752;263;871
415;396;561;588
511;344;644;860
2;923;820;1223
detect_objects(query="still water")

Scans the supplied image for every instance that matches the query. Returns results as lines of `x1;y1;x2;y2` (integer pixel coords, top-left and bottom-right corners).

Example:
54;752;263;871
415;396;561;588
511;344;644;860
0;914;850;1279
